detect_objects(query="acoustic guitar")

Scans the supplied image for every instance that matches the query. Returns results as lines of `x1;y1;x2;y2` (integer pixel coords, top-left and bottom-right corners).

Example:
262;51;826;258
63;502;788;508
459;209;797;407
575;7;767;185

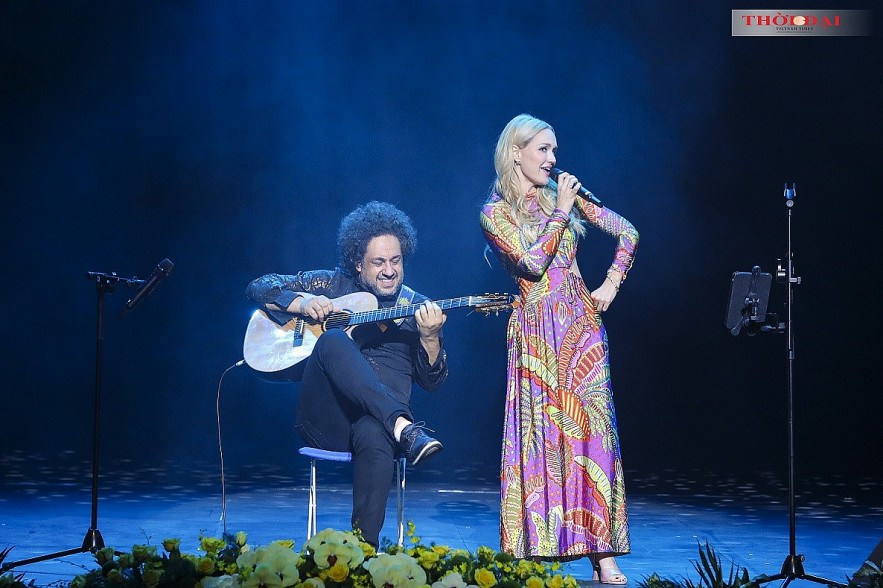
243;291;513;380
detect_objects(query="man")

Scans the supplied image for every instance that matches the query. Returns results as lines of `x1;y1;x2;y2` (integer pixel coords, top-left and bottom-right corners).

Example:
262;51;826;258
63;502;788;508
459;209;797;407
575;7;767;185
246;201;447;546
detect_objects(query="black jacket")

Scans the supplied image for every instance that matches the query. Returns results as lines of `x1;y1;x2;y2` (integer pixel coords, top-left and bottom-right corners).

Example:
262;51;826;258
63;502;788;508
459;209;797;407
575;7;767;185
246;268;447;404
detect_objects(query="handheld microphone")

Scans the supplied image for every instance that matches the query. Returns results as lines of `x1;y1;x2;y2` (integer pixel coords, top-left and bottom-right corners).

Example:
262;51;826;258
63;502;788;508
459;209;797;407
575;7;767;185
125;258;175;311
549;167;603;207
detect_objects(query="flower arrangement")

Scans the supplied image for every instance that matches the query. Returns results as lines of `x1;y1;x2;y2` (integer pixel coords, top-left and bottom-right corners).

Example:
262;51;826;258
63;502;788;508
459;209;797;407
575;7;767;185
67;523;579;588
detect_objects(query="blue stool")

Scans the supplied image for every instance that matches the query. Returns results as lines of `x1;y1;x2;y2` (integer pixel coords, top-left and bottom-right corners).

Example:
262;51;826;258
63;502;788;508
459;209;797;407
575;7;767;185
298;447;407;546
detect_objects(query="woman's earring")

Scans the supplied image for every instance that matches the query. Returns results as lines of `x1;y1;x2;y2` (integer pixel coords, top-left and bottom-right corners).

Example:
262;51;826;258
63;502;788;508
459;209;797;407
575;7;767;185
514;160;521;166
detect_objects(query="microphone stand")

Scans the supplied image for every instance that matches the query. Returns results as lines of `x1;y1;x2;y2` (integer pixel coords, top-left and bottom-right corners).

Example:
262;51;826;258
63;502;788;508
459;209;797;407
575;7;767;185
1;271;144;572
756;185;845;588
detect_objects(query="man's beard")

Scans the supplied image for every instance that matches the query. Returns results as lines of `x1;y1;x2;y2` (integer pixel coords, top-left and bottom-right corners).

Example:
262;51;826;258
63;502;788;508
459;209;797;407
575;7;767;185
356;274;402;302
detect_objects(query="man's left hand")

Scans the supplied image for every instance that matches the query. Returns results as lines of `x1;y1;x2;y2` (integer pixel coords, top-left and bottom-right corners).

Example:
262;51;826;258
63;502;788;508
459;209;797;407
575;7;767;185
415;301;446;339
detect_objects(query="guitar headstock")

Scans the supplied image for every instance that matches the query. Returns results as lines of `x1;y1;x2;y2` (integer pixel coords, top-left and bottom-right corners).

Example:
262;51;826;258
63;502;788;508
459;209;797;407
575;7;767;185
471;293;518;315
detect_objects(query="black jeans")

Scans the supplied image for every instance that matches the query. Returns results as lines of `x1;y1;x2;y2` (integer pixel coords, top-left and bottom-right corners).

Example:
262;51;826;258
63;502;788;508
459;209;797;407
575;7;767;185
295;329;411;545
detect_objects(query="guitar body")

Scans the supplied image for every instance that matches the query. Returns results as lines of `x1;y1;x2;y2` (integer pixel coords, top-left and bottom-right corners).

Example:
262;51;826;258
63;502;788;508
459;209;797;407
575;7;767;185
242;291;513;382
243;292;378;381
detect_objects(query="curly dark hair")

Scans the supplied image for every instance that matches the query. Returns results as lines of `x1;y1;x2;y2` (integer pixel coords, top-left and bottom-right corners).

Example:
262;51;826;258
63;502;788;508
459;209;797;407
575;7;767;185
337;201;418;275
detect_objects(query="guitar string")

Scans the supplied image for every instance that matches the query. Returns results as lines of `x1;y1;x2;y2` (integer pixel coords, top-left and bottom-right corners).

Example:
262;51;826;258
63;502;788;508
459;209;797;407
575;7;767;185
305;296;509;329
331;296;502;325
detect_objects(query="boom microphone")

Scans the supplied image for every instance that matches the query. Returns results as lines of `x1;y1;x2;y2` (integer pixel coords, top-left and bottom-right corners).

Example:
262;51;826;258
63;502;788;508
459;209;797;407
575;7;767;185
125;258;175;311
549;167;603;207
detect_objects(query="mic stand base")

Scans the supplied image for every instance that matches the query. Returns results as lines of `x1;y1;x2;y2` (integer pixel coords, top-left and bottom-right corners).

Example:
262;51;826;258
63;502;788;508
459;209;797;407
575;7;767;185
82;528;105;551
0;529;106;573
761;554;844;588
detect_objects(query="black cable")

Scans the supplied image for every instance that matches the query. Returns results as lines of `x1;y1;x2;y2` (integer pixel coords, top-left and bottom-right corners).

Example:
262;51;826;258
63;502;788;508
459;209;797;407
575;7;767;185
216;359;245;535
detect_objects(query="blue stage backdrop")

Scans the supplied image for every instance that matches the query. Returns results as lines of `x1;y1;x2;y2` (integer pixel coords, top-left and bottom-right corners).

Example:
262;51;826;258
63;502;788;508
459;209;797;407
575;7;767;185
1;1;880;486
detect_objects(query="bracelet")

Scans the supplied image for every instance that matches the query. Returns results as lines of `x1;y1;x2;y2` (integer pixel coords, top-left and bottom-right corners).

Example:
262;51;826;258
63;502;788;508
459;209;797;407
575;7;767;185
605;275;620;292
552;208;571;224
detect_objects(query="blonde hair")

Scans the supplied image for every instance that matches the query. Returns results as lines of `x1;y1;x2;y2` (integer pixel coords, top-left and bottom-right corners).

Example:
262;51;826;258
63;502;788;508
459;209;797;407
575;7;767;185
492;114;584;243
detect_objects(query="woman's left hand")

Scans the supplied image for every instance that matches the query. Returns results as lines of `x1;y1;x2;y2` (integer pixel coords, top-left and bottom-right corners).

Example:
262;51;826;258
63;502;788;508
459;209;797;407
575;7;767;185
590;280;619;313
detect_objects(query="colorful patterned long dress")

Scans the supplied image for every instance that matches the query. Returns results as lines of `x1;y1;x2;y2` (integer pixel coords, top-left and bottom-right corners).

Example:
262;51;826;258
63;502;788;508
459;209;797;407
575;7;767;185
480;191;639;559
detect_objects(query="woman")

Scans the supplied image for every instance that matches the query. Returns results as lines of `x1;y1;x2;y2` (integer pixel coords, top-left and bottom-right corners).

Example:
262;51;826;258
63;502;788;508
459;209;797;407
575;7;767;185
480;114;638;583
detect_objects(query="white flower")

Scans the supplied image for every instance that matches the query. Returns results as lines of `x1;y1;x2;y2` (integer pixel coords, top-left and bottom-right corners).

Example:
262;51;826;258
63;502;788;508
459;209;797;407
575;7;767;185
432;571;477;588
236;543;300;588
363;553;427;588
242;563;283;588
200;575;241;588
305;528;365;569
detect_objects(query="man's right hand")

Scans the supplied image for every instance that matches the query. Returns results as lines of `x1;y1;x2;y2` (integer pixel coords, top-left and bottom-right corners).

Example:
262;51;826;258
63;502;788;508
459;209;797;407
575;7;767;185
291;294;334;321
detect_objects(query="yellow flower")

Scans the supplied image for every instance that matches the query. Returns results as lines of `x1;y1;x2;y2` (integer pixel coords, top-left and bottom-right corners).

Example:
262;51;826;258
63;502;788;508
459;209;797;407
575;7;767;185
526;576;545;588
236;531;248;546
117;553;135;569
327;562;349;582
106;568;125;584
417;549;440;569
451;549;471;559
360;542;377;559
200;536;227;555
95;547;115;565
142;568;162;588
453;563;468;577
475;546;495;562
545;575;564;588
272;539;295;550
162;538;181;553
196;556;216;575
132;545;156;563
474;568;497;588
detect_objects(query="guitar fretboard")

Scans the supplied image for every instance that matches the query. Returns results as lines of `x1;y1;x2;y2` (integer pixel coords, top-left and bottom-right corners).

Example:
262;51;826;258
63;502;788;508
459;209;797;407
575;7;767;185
326;296;491;329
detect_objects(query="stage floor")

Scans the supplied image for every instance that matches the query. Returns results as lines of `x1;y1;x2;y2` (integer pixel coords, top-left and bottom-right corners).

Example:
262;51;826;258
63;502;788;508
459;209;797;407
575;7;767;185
1;453;881;587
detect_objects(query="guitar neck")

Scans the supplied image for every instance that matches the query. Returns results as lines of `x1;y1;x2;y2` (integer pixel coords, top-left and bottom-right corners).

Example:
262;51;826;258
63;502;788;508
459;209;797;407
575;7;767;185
346;297;481;326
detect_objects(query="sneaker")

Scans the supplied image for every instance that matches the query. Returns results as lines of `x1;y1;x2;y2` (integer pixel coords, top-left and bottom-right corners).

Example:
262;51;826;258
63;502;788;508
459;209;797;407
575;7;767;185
398;422;443;466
